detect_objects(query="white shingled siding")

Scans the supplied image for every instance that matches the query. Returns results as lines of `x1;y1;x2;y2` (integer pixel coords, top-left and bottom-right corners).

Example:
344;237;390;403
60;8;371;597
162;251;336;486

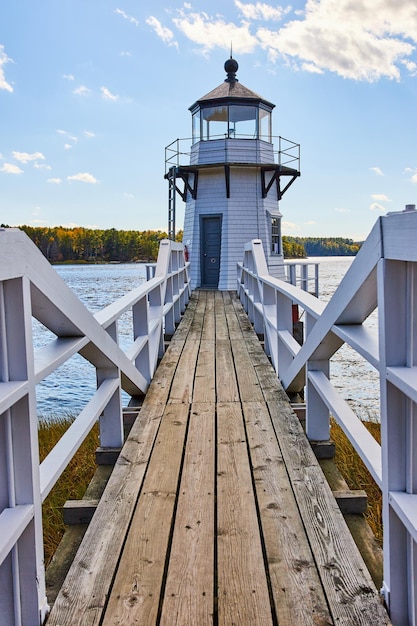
182;163;284;290
190;139;275;165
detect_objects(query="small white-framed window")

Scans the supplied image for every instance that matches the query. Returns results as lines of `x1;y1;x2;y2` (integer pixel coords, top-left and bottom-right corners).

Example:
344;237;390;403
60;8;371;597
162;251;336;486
271;217;281;255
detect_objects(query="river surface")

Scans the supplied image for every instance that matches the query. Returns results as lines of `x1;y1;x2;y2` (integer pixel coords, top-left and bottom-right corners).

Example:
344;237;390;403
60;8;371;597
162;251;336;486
35;258;380;422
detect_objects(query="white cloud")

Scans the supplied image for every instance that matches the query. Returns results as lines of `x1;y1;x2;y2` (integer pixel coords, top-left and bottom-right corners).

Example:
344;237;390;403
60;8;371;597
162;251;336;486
64;143;73;150
335;207;350;213
47;177;62;184
257;0;417;81
147;16;178;49
301;62;324;75
34;162;51;171
234;1;290;22
63;73;75;81
1;163;23;174
73;85;92;96
371;193;391;201
0;45;13;92
57;129;78;145
84;130;95;138
370;166;384;176
67;172;99;184
120;51;132;57
115;8;139;27
169;1;417;81
405;167;417;183
282;220;301;232
124;192;134;199
172;10;256;54
12;151;45;163
101;86;119;101
370;202;387;211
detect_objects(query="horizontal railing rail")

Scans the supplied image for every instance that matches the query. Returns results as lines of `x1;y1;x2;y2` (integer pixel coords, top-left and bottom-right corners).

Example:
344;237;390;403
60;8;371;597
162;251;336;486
0;230;190;625
237;207;417;626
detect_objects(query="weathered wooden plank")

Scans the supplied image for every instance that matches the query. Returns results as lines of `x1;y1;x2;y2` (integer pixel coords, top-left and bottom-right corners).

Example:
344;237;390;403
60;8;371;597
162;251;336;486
201;290;215;341
221;291;242;339
168;293;206;403
159;403;215;625
193;340;216;403
102;402;190;626
47;402;166;626
267;398;390;625
169;338;200;403
243;401;332;626
216;339;239;402
222;292;264;403
217;401;274;626
214;290;229;340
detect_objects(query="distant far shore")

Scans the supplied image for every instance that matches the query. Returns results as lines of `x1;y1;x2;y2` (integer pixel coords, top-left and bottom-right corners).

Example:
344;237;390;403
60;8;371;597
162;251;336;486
2;224;361;262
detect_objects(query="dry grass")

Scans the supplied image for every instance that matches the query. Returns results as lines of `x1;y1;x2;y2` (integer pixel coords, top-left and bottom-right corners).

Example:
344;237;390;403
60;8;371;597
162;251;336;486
331;417;382;545
38;416;99;566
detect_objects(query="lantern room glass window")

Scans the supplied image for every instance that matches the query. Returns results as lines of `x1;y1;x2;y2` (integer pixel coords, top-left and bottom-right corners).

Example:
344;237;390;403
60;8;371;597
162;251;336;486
271;217;281;255
192;103;272;143
228;105;257;138
259;107;271;142
202;105;228;140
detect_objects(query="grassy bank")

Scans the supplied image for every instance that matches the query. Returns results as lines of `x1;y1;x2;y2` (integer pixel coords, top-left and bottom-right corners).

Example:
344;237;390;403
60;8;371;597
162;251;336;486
39;416;99;566
331;418;382;544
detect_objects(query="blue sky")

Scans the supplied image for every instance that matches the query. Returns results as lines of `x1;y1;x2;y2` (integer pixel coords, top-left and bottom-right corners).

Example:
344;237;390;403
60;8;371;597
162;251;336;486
1;0;417;240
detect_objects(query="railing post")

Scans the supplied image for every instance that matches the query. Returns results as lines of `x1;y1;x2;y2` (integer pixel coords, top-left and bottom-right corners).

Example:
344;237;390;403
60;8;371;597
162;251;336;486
301;264;308;292
288;263;296;287
133;296;151;385
0;277;48;625
378;256;417;623
276;289;294;375
96;371;123;449
305;311;331;442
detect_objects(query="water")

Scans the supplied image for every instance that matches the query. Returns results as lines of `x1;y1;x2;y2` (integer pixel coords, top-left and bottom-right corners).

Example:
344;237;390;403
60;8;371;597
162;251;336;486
35;264;147;418
35;258;380;422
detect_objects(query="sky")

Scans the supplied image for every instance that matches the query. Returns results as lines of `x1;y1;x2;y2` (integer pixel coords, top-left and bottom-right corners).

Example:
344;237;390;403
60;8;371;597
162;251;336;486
1;0;417;241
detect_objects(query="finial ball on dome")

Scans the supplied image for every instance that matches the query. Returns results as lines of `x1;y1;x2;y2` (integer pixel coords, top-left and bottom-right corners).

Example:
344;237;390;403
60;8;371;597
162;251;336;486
224;57;238;74
224;56;239;83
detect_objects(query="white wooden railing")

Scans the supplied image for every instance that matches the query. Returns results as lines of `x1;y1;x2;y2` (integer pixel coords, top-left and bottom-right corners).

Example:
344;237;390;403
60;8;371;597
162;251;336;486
0;229;190;625
284;260;319;297
237;206;417;626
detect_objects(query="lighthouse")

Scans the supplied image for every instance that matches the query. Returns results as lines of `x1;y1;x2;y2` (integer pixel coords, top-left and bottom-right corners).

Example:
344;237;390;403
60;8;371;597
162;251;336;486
165;57;300;290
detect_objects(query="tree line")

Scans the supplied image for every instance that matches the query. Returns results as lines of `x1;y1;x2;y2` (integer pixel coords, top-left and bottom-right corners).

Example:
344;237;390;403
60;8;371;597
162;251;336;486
283;236;361;258
0;225;182;263
0;224;361;262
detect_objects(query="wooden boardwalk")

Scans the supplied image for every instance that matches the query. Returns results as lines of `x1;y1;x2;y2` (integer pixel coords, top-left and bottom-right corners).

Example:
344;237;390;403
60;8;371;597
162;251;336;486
47;291;390;626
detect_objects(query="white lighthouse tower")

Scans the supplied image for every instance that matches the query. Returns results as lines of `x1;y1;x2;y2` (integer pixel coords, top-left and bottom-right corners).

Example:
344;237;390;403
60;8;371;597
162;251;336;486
165;57;300;289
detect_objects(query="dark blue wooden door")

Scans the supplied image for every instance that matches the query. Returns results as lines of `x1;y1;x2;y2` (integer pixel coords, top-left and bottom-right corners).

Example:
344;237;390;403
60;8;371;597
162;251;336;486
201;216;221;288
